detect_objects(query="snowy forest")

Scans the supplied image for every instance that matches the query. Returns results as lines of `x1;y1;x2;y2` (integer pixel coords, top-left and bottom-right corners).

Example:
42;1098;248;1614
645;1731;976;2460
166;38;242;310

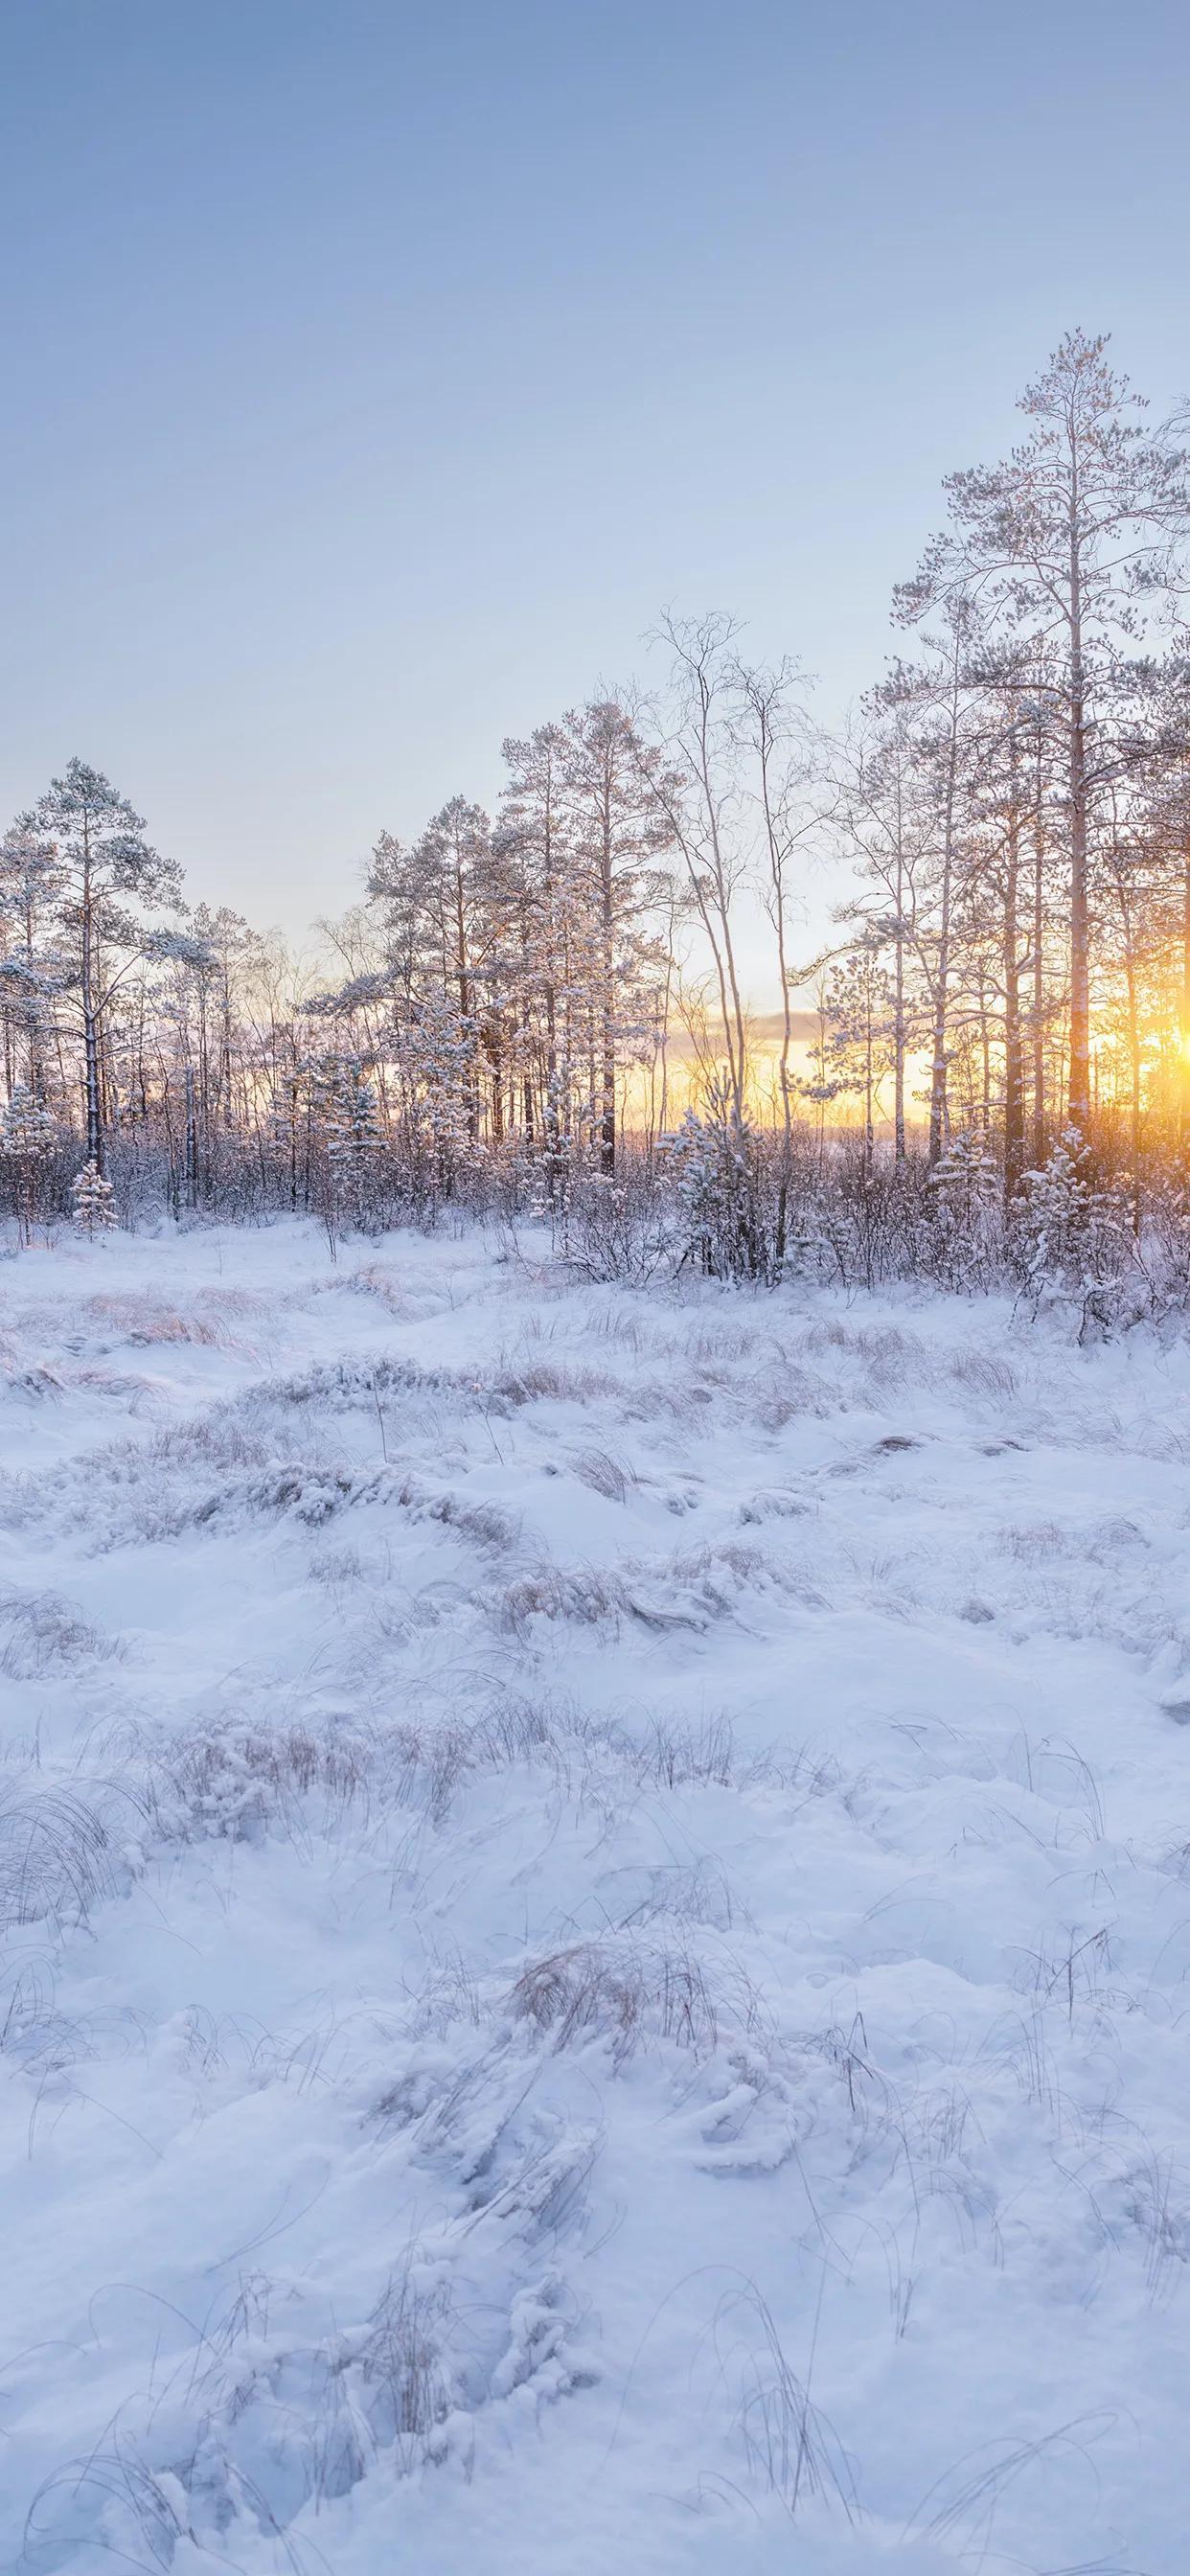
10;313;1190;2576
9;330;1190;1324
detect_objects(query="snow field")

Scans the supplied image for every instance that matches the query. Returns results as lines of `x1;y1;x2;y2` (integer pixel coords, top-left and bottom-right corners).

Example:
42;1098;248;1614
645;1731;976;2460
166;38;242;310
1;1218;1189;2572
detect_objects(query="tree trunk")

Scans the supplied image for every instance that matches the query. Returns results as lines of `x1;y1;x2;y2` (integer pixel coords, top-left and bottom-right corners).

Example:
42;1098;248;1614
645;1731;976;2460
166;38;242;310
928;660;960;1165
1032;765;1046;1168
80;822;103;1169
453;859;477;1143
893;840;906;1163
1066;503;1090;1134
1126;961;1142;1231
599;769;616;1175
1002;738;1025;1206
185;1065;198;1210
22;894;43;1098
863;985;875;1182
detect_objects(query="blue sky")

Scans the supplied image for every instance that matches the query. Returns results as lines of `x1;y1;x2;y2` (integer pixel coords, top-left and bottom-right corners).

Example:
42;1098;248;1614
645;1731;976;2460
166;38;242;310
2;0;1188;978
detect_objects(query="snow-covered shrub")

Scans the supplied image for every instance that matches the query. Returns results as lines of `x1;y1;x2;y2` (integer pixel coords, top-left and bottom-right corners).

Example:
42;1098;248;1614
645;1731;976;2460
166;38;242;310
557;1164;675;1283
661;1086;773;1282
811;1145;933;1291
925;1127;1003;1291
1138;1172;1190;1324
0;1587;120;1678
509;1935;721;2064
1010;1130;1138;1335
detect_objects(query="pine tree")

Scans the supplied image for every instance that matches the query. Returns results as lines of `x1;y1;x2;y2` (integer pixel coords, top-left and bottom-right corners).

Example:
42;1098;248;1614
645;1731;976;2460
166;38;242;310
2;1083;56;1157
1;1083;57;1241
823;935;897;1177
325;1057;382;1227
831;702;936;1163
561;700;673;1174
497;724;569;1179
929;1123;998;1215
0;826;67;1104
19;761;183;1172
72;1156;117;1233
897;332;1190;1138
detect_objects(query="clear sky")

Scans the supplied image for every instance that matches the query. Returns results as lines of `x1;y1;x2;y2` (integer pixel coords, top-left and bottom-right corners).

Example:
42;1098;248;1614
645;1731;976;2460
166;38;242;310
2;0;1188;982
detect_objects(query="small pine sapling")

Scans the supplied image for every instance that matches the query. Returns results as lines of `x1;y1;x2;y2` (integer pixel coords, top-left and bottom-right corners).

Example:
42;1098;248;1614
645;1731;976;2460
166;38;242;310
927;1128;1000;1287
72;1156;118;1235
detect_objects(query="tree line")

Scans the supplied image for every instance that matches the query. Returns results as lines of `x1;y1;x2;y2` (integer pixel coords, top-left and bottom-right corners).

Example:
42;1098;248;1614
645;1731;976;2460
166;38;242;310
6;331;1190;1295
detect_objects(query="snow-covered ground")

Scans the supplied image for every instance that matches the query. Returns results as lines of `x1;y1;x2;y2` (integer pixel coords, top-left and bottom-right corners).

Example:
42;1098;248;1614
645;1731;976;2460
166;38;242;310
2;1217;1189;2575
